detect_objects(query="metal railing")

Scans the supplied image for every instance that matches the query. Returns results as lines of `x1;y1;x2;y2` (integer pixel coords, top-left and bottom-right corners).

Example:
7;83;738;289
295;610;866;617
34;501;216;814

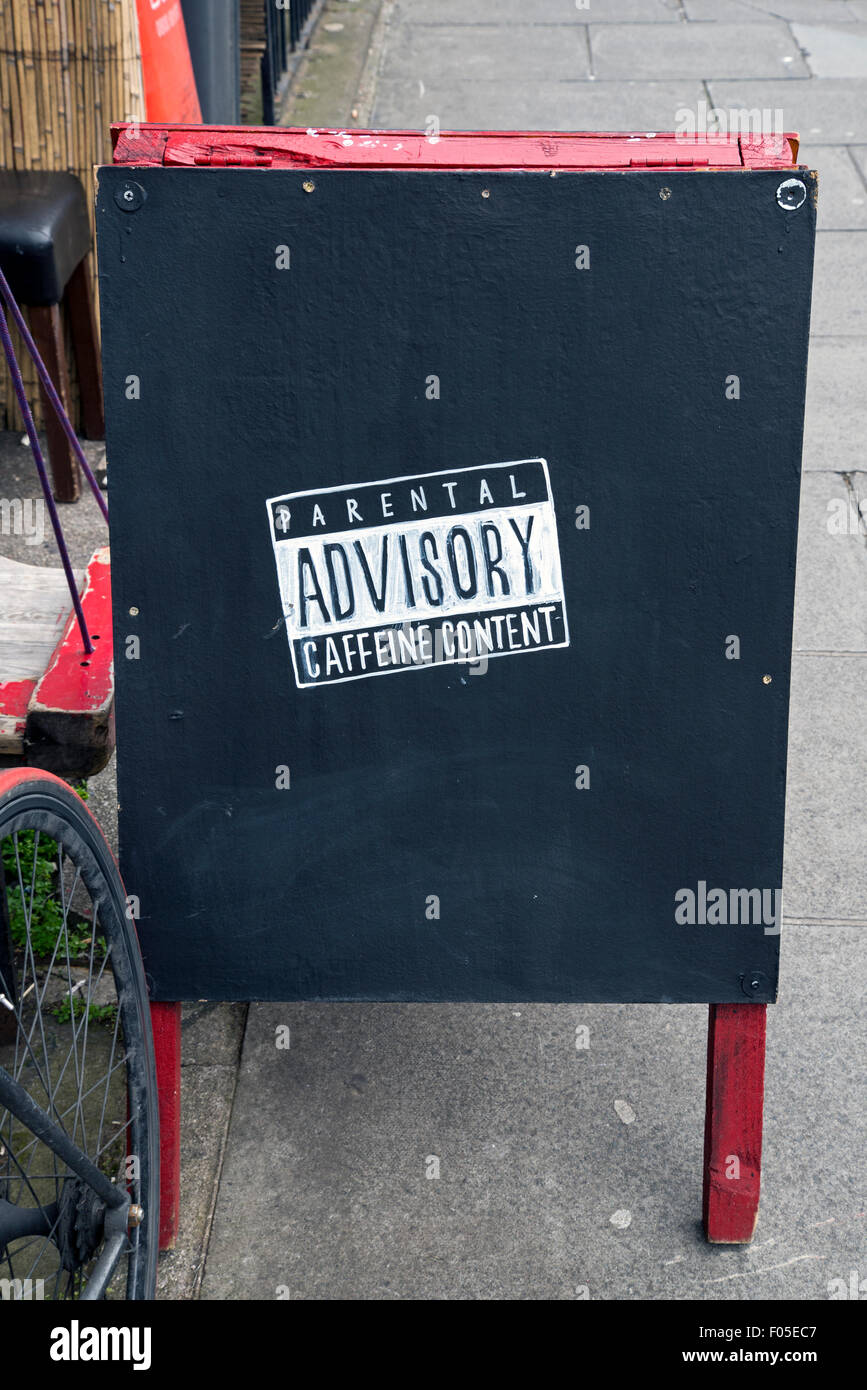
261;0;326;125
289;0;321;49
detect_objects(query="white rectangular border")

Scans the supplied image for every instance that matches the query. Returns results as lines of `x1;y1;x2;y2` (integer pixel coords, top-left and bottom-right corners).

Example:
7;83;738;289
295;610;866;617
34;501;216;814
266;457;570;689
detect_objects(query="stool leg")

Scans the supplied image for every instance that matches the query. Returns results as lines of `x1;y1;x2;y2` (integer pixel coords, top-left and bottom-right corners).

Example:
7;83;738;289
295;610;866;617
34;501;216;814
703;1002;767;1243
64;257;104;440
27;303;80;503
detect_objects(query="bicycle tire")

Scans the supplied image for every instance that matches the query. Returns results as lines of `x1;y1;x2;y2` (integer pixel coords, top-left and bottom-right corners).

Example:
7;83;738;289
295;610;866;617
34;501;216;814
0;768;158;1300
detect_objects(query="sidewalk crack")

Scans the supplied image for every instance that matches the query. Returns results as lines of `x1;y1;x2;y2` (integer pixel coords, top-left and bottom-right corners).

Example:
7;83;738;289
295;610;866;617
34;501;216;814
841;472;867;549
191;1003;250;1299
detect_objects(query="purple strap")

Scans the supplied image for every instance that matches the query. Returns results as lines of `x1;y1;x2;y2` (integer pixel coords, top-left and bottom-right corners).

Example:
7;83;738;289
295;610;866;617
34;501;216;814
0;300;93;654
0;264;109;523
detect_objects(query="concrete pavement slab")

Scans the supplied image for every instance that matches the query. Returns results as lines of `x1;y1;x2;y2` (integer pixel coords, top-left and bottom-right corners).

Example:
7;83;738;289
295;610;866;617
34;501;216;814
382;21;591;84
783;653;867;923
848;141;867;181
181;1001;248;1066
589;23;809;80
708;79;867;142
372;78;707;131
392;0;681;22
810;232;867;335
792;472;867;653
686;0;859;21
202;954;866;1300
799;145;867;229
157;1059;241;1301
792;22;867;77
803;337;867;472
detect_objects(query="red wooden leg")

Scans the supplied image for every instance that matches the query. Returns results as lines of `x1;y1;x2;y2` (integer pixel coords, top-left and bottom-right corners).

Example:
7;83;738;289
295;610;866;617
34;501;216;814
703;1002;767;1243
150;1000;181;1251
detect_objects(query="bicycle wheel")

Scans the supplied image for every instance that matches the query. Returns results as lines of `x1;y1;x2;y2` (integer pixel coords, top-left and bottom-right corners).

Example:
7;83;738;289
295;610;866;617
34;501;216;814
0;768;158;1300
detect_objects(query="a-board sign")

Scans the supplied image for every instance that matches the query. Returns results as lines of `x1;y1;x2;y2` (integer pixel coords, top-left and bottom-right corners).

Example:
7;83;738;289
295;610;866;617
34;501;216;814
96;128;815;1004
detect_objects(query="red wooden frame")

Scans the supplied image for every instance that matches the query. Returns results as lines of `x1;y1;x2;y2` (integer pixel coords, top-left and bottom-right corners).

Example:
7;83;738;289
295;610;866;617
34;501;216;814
110;124;801;173
111;125;778;1252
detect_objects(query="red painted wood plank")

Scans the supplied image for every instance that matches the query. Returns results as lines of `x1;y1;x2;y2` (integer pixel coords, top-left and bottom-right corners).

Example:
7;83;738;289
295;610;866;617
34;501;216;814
31;547;113;714
1;550;110;762
703;1002;767;1244
151;1000;182;1251
111;124;800;172
0;678;36;732
22;548;114;777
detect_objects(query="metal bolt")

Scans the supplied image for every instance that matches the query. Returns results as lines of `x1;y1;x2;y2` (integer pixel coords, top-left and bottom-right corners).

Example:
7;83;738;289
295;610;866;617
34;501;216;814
129;606;139;616
763;674;772;685
776;178;807;212
128;1204;145;1227
114;180;146;213
302;180;315;193
481;189;490;198
741;970;769;998
659;187;671;201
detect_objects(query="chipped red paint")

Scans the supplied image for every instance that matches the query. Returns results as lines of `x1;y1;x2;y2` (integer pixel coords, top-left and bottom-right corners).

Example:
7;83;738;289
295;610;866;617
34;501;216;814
703;1003;767;1243
0;678;36;720
31;547;113;717
111;124;800;172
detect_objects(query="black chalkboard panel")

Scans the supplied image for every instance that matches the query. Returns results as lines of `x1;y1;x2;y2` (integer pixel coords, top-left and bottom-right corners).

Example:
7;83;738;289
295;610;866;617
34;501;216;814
95;165;814;1002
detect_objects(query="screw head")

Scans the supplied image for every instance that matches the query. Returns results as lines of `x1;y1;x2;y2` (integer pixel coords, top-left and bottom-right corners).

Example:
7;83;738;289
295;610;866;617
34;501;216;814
128;1204;145;1227
129;606;139;616
741;971;770;998
776;177;807;212
659;187;671;201
115;180;146;213
302;180;315;193
763;674;772;685
481;188;490;198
